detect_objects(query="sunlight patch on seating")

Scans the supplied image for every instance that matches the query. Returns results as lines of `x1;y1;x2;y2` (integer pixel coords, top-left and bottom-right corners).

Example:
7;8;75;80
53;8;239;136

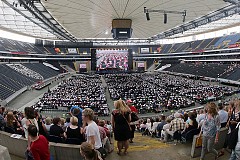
113;133;169;152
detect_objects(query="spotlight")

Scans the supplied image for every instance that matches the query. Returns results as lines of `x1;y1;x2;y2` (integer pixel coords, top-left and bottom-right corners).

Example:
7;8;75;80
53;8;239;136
146;13;150;21
164;13;167;24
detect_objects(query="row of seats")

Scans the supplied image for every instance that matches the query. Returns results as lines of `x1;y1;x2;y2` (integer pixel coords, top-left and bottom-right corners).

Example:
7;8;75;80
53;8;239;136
160;33;240;54
0;63;60;100
164;63;240;80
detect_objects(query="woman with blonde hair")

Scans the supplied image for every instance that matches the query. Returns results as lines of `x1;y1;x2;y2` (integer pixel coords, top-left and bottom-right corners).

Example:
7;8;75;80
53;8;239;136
200;102;221;160
80;142;102;160
111;99;131;155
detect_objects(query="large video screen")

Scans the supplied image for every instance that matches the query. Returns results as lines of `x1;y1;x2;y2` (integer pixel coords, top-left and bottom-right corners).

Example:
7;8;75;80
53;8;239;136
96;49;128;70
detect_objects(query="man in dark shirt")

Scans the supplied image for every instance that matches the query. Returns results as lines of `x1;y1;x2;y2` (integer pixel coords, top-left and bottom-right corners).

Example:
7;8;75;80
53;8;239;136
157;115;167;137
70;106;83;127
49;117;64;137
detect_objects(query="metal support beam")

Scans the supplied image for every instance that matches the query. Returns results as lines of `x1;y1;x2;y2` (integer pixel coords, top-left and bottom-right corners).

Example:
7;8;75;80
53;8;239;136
153;4;240;40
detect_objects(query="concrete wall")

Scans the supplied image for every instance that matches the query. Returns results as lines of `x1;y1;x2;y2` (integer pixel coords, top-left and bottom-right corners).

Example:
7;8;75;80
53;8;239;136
0;131;84;160
191;128;228;158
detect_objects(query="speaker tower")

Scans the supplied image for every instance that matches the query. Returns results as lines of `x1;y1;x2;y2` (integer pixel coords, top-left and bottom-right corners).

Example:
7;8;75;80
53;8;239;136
91;49;96;71
128;49;133;71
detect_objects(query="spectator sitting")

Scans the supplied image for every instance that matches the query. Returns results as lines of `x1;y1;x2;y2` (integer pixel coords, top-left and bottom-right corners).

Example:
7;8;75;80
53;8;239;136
182;112;198;135
50;117;64;137
140;120;147;132
196;109;206;124
157;115;167;137
164;112;185;142
152;117;160;136
64;117;71;129
28;124;50;160
5;111;22;135
64;116;84;142
44;117;52;133
161;118;172;141
80;142;103;160
0;107;6;130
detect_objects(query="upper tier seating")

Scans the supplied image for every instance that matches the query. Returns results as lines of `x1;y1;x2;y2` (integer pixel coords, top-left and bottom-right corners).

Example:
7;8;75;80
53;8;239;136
22;63;60;79
164;63;240;81
0;63;60;100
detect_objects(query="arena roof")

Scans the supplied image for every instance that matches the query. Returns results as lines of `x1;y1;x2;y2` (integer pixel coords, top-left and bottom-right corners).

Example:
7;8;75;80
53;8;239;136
0;0;239;41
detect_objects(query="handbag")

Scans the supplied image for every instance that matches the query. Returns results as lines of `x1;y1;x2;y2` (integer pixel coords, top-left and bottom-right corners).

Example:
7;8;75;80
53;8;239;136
228;122;240;149
195;136;202;148
122;113;132;131
97;147;107;159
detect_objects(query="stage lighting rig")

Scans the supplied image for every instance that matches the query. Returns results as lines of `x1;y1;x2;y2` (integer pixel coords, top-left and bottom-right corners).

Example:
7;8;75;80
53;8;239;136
144;7;187;23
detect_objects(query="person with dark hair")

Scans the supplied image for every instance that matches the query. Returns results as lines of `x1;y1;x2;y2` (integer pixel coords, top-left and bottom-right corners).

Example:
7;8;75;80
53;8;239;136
218;103;228;128
34;111;47;138
80;142;103;160
28;124;50;160
0;107;6;130
23;107;39;151
157;115;167;137
126;99;138;143
70;106;83;127
200;102;221;160
49;117;64;137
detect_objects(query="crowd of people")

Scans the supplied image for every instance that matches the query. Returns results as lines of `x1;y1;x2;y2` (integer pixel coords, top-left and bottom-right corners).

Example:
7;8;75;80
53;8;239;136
35;75;109;116
136;99;240;160
0;97;240;159
105;73;238;113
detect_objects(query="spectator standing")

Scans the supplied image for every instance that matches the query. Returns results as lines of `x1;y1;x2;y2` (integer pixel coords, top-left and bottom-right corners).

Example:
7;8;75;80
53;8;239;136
200;102;221;160
126;99;138;143
70;105;83;127
34;111;47;138
218;103;228;128
82;108;102;150
28;124;50;160
23;107;39;151
111;99;131;155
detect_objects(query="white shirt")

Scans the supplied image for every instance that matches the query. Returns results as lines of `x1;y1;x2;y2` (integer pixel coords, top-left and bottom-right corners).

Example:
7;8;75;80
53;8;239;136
152;122;160;132
197;114;205;123
163;123;171;131
237;123;240;142
86;121;102;149
218;110;228;124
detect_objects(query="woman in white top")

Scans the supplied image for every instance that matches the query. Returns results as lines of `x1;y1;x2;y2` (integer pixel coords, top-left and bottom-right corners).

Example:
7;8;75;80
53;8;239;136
23;107;39;151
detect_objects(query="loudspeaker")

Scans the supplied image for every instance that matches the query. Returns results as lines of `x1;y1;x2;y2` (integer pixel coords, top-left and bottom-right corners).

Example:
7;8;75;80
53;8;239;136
146;13;150;21
128;49;133;70
164;13;167;24
91;49;96;71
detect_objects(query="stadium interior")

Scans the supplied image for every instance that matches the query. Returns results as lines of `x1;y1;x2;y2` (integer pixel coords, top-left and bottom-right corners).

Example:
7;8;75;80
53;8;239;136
0;0;240;160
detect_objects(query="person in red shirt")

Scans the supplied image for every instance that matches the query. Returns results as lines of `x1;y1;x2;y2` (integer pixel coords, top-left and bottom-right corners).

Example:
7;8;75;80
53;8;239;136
28;124;50;160
126;99;138;143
